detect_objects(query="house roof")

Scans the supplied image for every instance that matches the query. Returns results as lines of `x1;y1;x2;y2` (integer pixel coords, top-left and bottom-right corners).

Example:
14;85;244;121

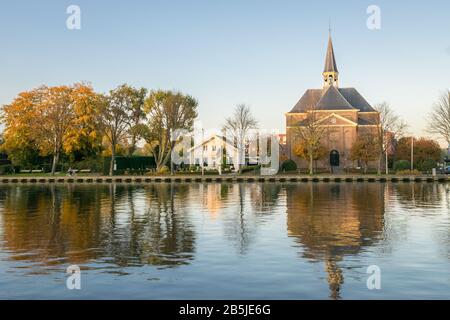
188;134;237;152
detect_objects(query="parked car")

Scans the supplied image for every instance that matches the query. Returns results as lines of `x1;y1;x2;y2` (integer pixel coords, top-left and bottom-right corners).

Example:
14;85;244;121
445;166;450;174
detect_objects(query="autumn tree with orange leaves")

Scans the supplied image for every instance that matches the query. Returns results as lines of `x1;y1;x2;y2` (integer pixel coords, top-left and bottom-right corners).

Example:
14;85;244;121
1;83;102;174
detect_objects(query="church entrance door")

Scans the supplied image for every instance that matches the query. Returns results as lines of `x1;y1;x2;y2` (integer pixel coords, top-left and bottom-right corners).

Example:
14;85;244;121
330;150;340;167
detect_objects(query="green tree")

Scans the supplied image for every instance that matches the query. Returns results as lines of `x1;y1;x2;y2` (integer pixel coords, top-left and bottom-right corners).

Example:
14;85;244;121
140;90;198;172
98;84;140;176
125;87;147;156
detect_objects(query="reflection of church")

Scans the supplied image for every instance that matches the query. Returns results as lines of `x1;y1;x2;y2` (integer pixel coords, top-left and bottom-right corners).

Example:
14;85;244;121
286;33;380;170
286;183;385;299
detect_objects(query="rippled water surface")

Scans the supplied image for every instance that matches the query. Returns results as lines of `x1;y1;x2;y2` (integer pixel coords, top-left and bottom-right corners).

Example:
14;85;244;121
0;183;449;299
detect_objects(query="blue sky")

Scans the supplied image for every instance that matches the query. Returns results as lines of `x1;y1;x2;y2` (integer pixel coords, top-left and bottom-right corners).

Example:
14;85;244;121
0;0;449;139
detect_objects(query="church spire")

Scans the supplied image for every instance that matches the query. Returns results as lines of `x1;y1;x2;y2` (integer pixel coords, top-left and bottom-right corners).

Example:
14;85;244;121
323;31;339;87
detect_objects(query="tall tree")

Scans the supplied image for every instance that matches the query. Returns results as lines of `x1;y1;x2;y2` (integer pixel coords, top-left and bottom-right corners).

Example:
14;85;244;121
350;133;379;173
222;104;258;171
39;86;77;174
294;107;328;174
98;84;138;176
1;88;45;167
140;90;198;172
126;87;147;156
374;102;407;174
64;83;104;160
428;90;450;150
3;85;76;174
1;84;100;172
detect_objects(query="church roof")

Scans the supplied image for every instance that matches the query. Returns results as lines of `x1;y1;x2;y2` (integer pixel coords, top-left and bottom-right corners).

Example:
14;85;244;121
289;87;376;113
357;117;377;126
317;85;354;110
324;35;338;73
339;88;376;112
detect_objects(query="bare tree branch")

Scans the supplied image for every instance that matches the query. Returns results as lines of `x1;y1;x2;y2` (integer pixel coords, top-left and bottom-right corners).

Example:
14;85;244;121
427;90;450;147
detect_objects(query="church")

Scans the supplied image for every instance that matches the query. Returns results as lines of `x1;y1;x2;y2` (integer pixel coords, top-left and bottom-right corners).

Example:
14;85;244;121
285;34;380;171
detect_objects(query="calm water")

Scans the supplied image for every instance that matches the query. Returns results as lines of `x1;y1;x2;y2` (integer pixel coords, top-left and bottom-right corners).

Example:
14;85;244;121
0;182;449;300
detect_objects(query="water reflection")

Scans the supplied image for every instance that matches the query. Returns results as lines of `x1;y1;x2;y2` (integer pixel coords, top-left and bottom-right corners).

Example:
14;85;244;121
286;183;385;299
0;182;449;299
0;184;196;269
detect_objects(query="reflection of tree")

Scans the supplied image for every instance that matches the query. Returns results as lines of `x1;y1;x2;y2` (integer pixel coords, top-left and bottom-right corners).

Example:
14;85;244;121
250;183;282;213
286;183;385;299
393;183;443;209
0;184;196;270
221;184;281;255
223;184;252;255
139;184;195;267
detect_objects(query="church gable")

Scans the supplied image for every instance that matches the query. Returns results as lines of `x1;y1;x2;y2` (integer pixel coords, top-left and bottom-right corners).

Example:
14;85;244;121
316;113;357;126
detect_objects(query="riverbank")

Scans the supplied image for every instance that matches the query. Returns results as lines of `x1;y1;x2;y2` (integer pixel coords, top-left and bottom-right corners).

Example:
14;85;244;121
0;174;449;183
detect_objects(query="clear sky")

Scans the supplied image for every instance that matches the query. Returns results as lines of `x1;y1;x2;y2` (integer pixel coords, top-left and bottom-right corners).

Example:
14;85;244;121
0;0;449;140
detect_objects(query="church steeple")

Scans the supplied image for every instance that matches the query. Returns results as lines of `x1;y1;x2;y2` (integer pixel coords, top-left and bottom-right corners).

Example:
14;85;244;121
323;32;339;87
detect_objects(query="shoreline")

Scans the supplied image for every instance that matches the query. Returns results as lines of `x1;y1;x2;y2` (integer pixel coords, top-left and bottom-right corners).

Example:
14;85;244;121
0;174;449;184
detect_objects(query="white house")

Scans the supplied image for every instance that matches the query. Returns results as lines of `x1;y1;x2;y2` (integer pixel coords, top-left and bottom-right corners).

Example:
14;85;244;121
188;134;238;172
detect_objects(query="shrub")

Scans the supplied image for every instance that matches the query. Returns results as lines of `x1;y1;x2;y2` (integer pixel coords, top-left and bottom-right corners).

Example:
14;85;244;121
396;169;421;175
158;166;170;174
394;160;411;171
281;160;297;172
73;157;103;173
204;170;220;175
0;164;15;175
239;165;261;174
419;159;436;173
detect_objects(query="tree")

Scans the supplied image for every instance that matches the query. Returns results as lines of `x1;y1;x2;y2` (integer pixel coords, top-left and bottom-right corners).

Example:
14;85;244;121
3;85;74;175
64;83;104;161
395;137;441;171
294;139;327;172
294;107;328;174
38;86;78;174
1;84;100;173
350;133;379;173
374;102;408;174
428;90;450;150
1;88;45;167
125;87;147;156
98;84;138;176
141;90;198;172
222;104;258;171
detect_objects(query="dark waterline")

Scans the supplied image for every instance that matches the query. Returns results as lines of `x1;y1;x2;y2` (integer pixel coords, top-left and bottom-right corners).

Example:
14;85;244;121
0;183;449;299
